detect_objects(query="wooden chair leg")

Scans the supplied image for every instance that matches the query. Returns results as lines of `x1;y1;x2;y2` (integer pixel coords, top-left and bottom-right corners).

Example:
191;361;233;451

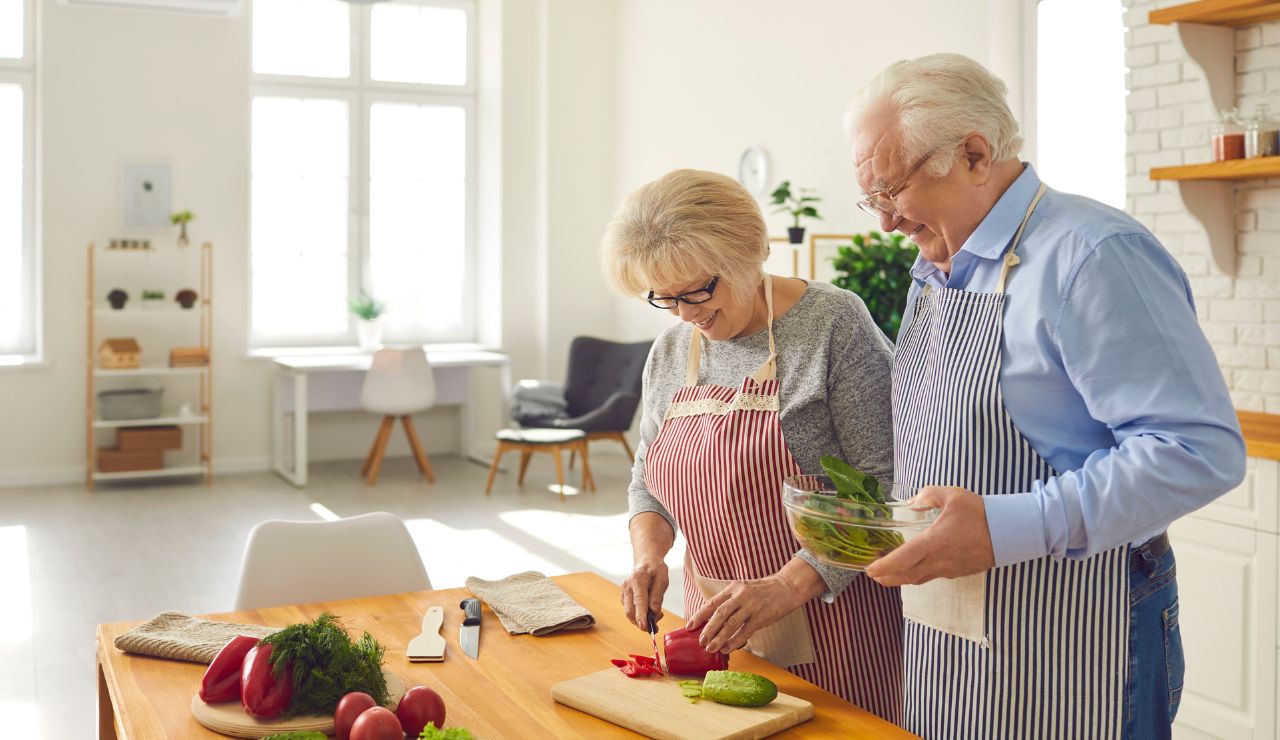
361;418;390;476
578;440;595;492
401;416;436;483
618;432;634;462
553;445;566;502
485;441;508;495
568;448;576;470
517;449;532;486
364;416;395;486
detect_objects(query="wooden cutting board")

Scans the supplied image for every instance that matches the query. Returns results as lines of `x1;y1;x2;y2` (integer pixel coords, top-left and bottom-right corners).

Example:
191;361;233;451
190;670;405;738
552;668;814;740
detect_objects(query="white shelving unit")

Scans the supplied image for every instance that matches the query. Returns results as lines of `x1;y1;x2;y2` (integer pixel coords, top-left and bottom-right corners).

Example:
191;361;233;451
86;241;213;489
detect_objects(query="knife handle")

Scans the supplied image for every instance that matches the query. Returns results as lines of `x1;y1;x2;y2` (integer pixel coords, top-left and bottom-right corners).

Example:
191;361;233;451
646;609;660;635
460;598;482;627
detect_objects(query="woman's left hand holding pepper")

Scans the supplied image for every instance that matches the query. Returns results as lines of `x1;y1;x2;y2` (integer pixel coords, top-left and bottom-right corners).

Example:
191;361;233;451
686;557;826;654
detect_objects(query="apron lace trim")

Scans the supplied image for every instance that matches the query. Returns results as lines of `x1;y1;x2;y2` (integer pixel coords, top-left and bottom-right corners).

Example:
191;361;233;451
663;392;779;420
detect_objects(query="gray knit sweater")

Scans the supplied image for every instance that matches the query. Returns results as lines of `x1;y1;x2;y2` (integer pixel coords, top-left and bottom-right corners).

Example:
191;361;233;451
628;281;895;598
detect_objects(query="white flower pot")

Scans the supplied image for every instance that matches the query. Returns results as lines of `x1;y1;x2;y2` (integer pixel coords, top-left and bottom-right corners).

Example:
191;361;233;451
357;320;383;352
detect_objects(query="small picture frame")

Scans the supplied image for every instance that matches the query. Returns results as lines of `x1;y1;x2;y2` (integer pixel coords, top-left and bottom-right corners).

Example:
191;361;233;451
808;233;859;283
118;160;172;231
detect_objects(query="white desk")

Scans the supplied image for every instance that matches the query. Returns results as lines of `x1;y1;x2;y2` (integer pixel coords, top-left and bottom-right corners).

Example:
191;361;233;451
271;349;511;486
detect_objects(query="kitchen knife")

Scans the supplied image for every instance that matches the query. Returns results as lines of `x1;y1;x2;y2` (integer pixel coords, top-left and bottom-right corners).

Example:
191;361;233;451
647;609;662;672
459;598;481;659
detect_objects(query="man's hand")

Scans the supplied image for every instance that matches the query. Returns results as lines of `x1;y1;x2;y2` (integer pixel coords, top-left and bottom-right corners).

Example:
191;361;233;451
866;486;996;586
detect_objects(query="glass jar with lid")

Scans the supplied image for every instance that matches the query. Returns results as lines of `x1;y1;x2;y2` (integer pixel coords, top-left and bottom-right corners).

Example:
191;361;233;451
1212;108;1246;161
1245;104;1279;158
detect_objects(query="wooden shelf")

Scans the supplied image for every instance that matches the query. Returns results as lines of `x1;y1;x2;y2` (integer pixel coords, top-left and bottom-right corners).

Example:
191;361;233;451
92;415;208;429
94;307;200;316
1150;156;1280;181
1239;410;1280;461
93;366;208;377
1150;0;1280;26
92;465;206;482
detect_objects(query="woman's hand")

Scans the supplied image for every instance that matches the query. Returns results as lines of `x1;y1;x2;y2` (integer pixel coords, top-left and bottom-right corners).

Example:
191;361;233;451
685;576;805;654
620;559;669;631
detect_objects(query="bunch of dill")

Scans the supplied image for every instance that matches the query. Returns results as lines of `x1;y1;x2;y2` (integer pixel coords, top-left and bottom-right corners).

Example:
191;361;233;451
260;613;390;718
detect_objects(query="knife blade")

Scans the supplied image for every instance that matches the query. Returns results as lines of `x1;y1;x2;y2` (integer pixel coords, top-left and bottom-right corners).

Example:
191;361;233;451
647;609;662;673
459;598;481;659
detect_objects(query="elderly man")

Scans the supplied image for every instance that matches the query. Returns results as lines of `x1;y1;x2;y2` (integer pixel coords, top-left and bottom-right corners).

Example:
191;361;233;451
851;54;1245;738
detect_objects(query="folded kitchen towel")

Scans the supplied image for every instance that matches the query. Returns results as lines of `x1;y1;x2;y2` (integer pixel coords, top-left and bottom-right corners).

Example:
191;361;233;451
113;611;279;664
465;571;595;636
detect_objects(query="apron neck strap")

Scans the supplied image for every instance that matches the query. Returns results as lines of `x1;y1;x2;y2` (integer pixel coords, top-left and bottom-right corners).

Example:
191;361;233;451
685;273;778;387
995;183;1048;294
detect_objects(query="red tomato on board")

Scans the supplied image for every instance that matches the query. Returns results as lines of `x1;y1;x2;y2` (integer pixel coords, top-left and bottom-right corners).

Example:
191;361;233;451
396;686;447;736
349;706;403;740
334;692;378;740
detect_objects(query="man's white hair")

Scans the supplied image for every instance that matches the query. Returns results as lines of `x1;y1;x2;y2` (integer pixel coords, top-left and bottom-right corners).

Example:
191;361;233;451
849;53;1023;178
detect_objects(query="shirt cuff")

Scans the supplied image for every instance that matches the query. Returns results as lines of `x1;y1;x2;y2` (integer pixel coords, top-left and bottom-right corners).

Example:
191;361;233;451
983;492;1049;567
795;549;858;603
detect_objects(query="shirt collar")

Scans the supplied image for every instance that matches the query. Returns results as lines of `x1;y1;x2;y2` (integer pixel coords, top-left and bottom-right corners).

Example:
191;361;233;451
908;163;1041;285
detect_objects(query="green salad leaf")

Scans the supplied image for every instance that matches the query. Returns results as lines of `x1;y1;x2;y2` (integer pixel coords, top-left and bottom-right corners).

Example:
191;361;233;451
789;457;905;569
419;723;477;740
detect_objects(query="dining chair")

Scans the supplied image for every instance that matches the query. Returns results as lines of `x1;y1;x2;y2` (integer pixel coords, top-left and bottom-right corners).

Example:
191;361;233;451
233;511;431;610
360;347;436;486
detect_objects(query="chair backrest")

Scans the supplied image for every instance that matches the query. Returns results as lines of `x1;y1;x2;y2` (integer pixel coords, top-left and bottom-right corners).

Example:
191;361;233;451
233;511;431;611
563;336;652;419
361;347;436;416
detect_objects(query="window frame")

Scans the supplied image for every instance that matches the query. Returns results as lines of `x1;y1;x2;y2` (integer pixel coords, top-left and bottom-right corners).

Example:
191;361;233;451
0;0;40;365
248;0;477;351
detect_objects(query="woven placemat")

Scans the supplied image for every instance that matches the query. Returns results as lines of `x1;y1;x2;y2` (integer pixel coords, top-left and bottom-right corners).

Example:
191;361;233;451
466;571;595;636
113;611;280;664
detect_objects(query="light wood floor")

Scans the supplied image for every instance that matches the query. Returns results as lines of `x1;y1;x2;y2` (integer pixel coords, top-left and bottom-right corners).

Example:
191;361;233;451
0;452;687;739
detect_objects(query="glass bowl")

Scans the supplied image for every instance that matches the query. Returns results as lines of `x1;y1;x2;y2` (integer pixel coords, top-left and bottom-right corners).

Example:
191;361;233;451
782;475;937;571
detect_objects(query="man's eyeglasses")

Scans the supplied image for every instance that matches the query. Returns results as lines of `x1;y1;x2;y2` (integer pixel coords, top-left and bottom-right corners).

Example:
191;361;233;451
856;144;948;219
648;276;719;309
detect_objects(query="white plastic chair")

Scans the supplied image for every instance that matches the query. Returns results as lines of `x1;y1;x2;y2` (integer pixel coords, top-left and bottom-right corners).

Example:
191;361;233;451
233;511;431;610
360;347;437;485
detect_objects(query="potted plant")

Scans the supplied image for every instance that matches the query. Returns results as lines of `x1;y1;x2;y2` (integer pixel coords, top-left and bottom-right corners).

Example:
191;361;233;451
107;288;129;310
141;289;166;309
770;180;823;244
829;231;919;339
175;288;198;310
349;291;386;351
170;210;196;247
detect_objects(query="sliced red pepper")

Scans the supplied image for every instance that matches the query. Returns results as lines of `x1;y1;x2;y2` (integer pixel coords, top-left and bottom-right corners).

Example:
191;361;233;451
199;634;260;703
610;658;629;668
241;643;294;719
629;654;657;667
610;655;660;678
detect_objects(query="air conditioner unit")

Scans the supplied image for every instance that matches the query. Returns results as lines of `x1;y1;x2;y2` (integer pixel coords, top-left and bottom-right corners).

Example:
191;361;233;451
59;0;242;17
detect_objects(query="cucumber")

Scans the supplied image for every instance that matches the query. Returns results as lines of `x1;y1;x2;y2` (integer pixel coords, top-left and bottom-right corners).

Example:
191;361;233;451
699;670;778;707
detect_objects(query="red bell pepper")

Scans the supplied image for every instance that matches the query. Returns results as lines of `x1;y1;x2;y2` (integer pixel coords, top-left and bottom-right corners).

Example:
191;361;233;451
610;654;663;678
663;626;729;677
199;634;261;703
241;643;294;719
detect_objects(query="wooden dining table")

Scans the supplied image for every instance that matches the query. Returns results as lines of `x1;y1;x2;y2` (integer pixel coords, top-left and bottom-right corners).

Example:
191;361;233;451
96;571;915;739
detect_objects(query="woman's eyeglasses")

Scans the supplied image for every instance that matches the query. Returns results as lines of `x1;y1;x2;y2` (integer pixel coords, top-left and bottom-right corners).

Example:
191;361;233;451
647;276;719;309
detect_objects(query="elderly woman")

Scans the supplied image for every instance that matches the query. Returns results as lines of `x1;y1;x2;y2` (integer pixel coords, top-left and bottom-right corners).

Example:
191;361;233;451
602;168;902;721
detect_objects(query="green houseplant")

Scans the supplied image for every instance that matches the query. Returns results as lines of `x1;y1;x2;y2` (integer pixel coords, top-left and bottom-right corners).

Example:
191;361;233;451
770;181;822;244
349;291;386;351
141;289;166;309
829;231;919;339
170;210;196;247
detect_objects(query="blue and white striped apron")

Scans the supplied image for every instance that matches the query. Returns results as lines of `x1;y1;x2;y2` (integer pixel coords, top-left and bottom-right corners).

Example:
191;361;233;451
892;184;1130;739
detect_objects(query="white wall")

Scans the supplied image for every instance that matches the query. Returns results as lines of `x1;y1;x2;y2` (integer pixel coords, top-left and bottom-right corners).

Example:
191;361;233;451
608;0;1017;341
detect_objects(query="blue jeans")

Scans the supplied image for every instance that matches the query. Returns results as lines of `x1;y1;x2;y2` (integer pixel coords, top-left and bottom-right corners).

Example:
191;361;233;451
1124;535;1184;739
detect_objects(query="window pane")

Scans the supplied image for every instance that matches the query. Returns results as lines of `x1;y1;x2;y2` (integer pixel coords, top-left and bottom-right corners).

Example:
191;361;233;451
0;0;21;60
251;97;350;343
370;3;468;86
1037;0;1126;209
368;102;467;340
0;85;23;353
253;0;349;79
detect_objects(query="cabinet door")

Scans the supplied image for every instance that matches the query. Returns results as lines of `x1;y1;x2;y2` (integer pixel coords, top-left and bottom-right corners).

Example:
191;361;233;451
1190;458;1279;535
1170;517;1277;740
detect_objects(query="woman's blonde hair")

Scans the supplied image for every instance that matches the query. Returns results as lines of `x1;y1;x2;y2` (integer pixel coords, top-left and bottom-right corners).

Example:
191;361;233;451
602;169;768;305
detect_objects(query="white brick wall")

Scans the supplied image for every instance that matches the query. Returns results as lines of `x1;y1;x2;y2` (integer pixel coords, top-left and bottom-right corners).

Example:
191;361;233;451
1126;0;1280;414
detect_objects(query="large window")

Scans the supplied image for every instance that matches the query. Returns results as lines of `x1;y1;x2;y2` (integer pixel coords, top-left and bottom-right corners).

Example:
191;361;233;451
250;0;476;349
1034;0;1126;209
0;0;36;362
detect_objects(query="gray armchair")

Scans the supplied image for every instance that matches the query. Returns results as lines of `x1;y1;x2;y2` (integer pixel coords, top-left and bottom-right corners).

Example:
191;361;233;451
512;336;652;461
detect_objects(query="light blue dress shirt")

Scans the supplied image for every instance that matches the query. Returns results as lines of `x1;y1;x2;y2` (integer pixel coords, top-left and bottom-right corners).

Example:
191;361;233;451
898;164;1246;567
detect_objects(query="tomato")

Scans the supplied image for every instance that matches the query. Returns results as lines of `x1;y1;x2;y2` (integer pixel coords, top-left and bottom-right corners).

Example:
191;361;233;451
349;706;403;740
335;692;379;740
396;686;446;736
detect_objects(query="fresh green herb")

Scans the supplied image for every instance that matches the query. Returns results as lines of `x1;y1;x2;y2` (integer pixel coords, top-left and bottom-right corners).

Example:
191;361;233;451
142;290;165;300
790;457;905;569
260;733;328;740
418;723;477;740
260;613;389;718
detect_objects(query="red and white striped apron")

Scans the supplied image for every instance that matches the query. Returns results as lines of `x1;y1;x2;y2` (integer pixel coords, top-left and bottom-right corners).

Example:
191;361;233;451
643;275;904;723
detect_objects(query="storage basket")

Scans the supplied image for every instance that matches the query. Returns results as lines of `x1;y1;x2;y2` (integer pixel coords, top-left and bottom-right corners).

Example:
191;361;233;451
98;388;163;421
117;425;182;451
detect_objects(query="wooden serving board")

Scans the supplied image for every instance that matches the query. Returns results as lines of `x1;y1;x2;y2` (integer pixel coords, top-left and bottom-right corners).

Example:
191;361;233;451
552;668;814;740
190;670;406;738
